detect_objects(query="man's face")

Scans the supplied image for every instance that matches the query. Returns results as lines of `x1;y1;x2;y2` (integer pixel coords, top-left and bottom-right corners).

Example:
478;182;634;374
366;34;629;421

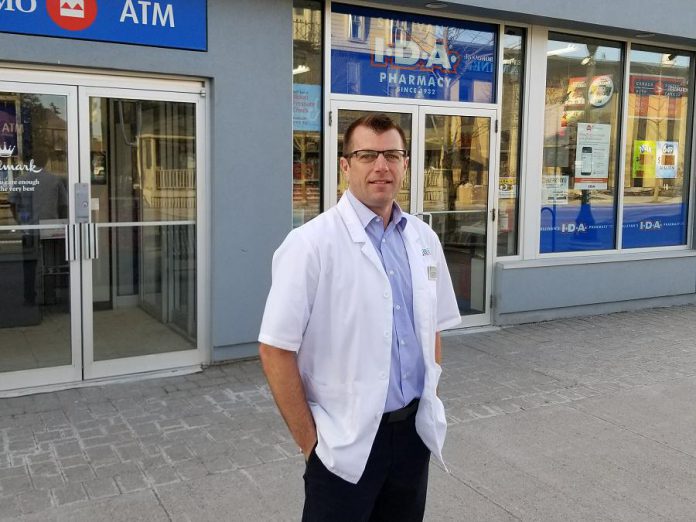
339;126;408;217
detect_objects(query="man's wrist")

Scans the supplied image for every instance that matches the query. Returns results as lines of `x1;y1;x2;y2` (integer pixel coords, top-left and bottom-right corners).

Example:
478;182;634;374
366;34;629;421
301;437;318;460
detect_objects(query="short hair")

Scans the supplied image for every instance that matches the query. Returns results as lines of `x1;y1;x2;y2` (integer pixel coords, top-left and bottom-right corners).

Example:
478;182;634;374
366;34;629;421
343;113;408;156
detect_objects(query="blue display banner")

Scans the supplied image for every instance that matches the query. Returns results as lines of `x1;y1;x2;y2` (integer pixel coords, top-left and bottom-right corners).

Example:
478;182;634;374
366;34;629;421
540;203;686;252
331;4;497;103
0;0;207;51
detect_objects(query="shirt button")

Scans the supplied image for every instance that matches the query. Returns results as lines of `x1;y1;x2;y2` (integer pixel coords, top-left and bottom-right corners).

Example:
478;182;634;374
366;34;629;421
383;291;390;299
400;340;406;346
395;304;401;310
379;372;387;380
382;238;386;243
389;270;394;276
384;331;390;338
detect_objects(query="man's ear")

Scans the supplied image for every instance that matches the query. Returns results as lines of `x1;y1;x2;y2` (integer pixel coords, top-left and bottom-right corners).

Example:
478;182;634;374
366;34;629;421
339;156;350;178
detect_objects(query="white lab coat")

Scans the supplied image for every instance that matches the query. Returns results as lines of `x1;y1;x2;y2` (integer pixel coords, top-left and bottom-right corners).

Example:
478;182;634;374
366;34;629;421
259;193;461;483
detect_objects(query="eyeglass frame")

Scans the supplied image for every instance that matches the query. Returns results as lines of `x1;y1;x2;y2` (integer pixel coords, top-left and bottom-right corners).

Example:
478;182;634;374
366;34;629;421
343;149;409;163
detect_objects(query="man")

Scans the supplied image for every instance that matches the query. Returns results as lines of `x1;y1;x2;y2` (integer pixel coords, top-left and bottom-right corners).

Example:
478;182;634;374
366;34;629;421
258;114;460;521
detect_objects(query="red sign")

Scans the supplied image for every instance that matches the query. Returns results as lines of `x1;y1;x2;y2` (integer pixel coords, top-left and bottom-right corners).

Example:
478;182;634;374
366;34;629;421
47;0;98;32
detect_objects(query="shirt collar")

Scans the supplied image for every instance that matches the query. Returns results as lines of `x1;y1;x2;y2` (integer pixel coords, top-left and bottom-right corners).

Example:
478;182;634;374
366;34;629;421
345;189;407;231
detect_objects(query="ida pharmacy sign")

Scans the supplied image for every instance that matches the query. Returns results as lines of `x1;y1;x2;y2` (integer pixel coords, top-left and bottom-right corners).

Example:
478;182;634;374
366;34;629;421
0;0;207;50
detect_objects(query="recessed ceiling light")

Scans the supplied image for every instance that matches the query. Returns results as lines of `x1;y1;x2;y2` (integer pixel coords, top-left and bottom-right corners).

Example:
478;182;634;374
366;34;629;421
425;2;448;8
634;32;656;38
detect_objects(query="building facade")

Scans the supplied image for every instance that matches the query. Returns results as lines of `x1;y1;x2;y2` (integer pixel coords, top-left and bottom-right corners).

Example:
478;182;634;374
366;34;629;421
1;0;695;395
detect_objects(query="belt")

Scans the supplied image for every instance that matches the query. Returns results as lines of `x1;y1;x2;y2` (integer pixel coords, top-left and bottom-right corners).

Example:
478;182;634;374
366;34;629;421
384;398;419;423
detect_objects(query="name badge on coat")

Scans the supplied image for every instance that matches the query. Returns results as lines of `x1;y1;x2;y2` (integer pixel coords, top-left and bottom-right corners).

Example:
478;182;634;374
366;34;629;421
428;265;437;280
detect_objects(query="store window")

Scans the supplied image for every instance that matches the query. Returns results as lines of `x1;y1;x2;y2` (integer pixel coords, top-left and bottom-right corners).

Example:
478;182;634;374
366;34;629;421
498;27;526;256
331;4;497;103
541;34;624;253
293;0;323;227
622;47;693;248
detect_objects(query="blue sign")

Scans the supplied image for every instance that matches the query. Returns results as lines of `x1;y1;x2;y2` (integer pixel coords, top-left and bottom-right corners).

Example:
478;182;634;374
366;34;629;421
0;0;207;51
331;4;497;103
540;202;687;253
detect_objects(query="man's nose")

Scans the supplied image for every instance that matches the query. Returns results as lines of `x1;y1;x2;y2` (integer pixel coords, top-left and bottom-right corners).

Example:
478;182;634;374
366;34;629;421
373;152;389;170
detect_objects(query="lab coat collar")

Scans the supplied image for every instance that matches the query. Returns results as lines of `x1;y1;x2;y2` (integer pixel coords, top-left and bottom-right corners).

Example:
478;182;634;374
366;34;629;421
336;194;385;277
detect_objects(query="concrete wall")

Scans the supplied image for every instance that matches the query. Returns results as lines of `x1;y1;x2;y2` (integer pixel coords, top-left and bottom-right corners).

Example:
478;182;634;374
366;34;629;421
0;0;293;360
494;253;696;324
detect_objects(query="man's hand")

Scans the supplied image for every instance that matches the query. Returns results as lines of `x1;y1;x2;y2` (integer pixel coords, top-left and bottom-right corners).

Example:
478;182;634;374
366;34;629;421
259;343;317;459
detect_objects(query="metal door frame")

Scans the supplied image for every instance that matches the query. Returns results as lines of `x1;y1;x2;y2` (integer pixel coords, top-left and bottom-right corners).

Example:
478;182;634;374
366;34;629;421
417;106;498;328
78;84;206;380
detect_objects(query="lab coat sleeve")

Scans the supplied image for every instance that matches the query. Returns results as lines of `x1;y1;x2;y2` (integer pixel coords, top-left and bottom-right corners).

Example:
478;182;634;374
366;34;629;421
258;229;320;351
434;238;461;331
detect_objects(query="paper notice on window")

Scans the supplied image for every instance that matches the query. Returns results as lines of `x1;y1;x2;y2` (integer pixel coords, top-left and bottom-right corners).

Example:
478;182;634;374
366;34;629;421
498;176;517;199
574;122;610;190
543;175;569;205
656;141;678;179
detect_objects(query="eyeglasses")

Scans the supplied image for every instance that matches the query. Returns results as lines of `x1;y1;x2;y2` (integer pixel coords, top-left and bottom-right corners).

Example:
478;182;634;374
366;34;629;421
344;149;408;164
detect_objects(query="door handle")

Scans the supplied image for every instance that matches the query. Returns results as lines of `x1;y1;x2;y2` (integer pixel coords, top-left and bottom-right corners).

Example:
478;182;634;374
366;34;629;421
64;224;78;262
81;223;99;260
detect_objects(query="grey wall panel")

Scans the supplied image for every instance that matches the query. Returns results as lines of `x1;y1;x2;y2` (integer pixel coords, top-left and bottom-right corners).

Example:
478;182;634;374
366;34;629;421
388;0;696;45
207;3;293;349
494;256;696;316
495;294;696;326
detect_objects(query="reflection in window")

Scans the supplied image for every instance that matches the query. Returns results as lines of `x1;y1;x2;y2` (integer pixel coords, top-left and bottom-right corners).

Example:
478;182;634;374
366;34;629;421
541;34;623;253
348;15;367;42
89;97;197;357
423;115;490;315
497;27;525;257
332;4;497;103
293;0;323;227
622;47;692;248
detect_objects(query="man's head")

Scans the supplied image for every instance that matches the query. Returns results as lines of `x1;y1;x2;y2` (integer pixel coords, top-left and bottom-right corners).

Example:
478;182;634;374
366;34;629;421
340;114;409;220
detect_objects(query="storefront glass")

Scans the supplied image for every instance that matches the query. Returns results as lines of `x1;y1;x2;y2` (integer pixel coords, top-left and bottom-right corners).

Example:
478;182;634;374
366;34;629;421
0;92;71;373
541;34;624;253
293;0;323;227
423;114;491;315
622;47;693;248
498;27;525;256
89;97;197;361
331;4;497;103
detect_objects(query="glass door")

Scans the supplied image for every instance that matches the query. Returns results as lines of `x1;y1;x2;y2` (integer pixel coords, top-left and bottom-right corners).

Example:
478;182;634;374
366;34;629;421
418;107;497;327
79;87;203;380
0;82;82;393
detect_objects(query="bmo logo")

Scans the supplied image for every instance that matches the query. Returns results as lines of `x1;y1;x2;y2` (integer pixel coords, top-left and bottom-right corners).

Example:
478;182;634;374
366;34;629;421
47;0;97;31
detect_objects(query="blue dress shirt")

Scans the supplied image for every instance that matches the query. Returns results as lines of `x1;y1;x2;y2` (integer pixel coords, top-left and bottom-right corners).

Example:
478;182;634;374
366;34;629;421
346;190;425;412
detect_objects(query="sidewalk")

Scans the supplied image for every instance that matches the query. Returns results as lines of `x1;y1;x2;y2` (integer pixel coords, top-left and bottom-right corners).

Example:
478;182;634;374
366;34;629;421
3;304;696;520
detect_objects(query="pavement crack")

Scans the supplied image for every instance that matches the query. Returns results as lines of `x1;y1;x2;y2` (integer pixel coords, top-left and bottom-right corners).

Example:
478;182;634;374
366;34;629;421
568;404;696;461
443;467;523;520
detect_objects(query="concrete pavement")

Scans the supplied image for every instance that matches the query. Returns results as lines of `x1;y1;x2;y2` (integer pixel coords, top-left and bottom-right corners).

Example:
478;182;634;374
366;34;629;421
3;304;696;520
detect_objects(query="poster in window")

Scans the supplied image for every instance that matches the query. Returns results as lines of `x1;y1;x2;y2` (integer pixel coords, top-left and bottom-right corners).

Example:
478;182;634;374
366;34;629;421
574;122;610;190
656;141;678;179
542;175;569;205
632;140;656;179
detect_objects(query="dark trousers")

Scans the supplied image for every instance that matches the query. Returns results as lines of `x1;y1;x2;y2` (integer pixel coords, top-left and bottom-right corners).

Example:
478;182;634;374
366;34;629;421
302;404;430;522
